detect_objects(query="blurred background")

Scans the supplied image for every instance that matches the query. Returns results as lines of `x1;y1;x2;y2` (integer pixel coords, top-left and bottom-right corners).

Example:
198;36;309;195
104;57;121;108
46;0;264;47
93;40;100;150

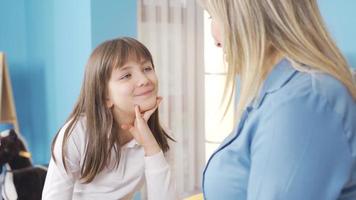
0;0;355;198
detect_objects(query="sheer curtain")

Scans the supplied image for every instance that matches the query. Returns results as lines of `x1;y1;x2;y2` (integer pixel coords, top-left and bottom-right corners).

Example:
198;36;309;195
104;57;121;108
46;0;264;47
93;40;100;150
138;0;205;198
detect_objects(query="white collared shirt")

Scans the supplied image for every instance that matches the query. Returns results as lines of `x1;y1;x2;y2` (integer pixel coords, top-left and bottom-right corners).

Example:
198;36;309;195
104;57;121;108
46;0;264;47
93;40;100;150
42;118;176;200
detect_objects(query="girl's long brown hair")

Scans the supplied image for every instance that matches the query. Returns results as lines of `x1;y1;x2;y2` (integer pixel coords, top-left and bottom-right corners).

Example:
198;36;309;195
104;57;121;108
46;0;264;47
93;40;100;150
51;37;174;183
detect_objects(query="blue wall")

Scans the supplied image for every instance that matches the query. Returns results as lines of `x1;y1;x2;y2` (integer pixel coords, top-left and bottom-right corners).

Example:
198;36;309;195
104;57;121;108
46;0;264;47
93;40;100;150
51;0;92;139
319;0;356;68
0;0;354;164
0;0;137;164
24;0;55;164
91;0;137;47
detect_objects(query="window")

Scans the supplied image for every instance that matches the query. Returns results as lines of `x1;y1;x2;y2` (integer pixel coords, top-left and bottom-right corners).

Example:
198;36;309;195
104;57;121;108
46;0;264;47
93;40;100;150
204;12;235;161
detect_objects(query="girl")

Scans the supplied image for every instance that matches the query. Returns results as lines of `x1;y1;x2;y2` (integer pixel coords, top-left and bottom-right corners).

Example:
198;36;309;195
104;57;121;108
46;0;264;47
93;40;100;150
42;37;176;200
199;0;356;199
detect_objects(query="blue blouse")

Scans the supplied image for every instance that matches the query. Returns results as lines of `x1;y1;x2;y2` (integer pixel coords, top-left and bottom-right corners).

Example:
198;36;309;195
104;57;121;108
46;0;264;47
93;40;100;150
202;59;356;200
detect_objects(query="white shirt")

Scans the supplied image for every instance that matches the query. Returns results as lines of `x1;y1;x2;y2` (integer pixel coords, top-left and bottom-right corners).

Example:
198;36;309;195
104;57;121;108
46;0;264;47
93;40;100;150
42;118;176;200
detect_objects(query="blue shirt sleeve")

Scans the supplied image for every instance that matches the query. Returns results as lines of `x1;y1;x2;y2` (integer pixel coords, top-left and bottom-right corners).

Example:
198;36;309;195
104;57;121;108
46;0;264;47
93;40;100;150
247;94;353;200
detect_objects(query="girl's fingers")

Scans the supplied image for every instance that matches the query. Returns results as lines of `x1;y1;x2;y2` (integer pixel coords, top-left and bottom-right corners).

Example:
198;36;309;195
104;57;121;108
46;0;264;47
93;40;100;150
121;124;130;130
157;96;163;102
122;122;139;137
135;105;143;120
121;124;135;134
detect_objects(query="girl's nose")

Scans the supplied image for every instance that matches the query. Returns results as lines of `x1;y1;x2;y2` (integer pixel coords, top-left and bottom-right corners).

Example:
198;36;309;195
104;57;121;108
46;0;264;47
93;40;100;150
137;73;149;87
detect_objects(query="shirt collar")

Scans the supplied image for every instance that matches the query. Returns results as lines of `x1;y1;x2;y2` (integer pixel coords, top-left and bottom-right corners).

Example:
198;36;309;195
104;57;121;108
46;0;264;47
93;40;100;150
123;138;140;149
252;58;298;108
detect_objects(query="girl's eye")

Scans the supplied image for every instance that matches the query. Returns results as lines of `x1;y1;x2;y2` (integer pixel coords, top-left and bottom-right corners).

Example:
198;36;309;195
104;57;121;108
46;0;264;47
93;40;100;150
120;74;131;80
144;66;153;72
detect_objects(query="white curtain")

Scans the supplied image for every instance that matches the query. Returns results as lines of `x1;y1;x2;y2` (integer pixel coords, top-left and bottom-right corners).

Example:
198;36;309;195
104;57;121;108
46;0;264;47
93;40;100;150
138;0;205;198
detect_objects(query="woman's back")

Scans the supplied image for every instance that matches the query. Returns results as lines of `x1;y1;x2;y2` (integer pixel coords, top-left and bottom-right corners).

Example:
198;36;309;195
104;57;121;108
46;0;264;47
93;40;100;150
203;59;356;199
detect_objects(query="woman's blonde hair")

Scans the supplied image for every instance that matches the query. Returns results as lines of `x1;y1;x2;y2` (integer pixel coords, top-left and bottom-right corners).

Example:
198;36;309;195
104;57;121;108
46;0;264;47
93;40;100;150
51;37;174;183
200;0;356;119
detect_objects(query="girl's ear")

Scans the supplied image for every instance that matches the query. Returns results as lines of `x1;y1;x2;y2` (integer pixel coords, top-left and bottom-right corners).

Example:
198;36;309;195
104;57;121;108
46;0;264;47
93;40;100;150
106;98;114;108
105;87;114;108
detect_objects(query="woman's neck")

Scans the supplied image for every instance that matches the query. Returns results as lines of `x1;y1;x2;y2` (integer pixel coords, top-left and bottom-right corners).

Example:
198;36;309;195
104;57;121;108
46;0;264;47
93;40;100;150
264;48;284;78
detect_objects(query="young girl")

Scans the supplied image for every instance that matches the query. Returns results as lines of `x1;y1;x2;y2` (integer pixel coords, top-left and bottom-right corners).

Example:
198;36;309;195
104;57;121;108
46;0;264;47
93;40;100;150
42;37;176;200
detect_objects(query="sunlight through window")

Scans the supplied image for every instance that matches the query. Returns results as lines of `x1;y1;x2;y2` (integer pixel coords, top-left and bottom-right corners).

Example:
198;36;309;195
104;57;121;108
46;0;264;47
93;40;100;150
204;11;235;161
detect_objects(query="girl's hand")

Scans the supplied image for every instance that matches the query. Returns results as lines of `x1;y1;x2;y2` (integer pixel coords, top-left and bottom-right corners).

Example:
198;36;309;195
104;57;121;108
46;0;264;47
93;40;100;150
121;97;162;156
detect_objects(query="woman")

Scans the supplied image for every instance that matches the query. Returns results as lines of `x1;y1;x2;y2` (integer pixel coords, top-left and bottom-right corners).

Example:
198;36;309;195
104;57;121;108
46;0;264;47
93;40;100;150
199;0;356;199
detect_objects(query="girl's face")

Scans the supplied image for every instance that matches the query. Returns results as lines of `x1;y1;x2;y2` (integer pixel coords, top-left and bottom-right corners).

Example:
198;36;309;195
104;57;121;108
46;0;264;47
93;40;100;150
106;59;158;121
211;17;223;48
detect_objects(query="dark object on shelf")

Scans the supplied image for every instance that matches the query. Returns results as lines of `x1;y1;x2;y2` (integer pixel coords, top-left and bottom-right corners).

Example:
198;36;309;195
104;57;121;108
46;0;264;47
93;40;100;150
0;129;47;200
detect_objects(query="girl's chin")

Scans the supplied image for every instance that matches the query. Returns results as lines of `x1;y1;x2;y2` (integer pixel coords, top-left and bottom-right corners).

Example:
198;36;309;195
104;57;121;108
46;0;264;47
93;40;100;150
135;97;157;112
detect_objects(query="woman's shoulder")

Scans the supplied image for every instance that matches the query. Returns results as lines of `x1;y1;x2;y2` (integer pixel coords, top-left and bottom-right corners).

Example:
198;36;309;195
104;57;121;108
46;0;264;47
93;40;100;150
307;71;356;139
264;69;356;153
269;67;355;118
309;71;354;107
265;59;354;107
291;71;355;122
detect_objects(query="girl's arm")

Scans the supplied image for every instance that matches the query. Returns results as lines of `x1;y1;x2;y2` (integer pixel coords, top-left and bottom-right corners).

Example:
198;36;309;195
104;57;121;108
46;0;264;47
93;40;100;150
42;126;81;200
144;151;177;200
123;99;177;199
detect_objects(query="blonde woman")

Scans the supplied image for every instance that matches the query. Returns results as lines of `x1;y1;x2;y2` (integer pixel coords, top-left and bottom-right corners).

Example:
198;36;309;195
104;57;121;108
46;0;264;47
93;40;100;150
199;0;356;199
